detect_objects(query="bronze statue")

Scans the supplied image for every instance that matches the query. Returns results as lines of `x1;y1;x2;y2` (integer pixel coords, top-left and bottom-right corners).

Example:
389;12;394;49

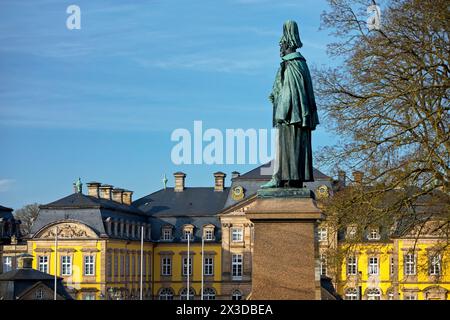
261;20;319;189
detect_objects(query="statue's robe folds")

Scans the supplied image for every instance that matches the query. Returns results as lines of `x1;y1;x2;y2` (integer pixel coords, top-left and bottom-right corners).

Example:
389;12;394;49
270;52;319;183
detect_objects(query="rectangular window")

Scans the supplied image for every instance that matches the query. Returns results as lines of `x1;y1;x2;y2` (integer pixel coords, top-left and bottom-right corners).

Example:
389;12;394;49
347;256;357;275
390;256;395;276
404;293;417;300
182;229;193;241
126;255;130;277
232;254;243;279
368;257;379;275
318;227;327;242
367;228;380;240
182;257;192;276
231;228;243;242
61;256;72;276
38;256;49;274
107;253;112;279
3;256;13;272
320;254;327;276
83;293;96;300
204;257;214;276
429;254;441;276
162;228;172;241
404;253;416;275
204;229;214;241
114;254;119;277
121;255;125;278
161;257;172;276
84;255;95;276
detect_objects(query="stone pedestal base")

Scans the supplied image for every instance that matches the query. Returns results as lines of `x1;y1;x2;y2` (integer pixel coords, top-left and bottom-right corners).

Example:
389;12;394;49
245;188;324;300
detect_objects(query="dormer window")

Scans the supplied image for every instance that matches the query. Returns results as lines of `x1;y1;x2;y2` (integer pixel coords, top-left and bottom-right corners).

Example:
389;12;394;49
346;225;357;239
182;225;194;241
161;226;173;241
203;225;215;241
368;227;380;240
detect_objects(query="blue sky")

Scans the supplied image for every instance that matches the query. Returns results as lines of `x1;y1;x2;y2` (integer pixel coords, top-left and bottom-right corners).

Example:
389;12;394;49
0;0;340;210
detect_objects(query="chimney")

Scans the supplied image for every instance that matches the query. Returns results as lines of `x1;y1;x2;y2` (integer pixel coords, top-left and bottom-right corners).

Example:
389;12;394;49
231;171;240;179
86;182;101;198
214;172;226;192
174;172;186;192
338;171;346;187
112;188;124;204
99;184;113;200
122;190;133;205
352;171;363;185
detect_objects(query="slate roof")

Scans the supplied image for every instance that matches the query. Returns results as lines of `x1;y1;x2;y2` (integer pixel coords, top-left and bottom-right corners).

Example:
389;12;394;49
134;187;229;242
134;187;229;217
30;193;148;238
0;268;72;300
0;204;14;220
40;192;143;215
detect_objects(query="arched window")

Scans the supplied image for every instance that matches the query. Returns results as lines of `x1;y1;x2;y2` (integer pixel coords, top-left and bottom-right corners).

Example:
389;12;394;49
180;287;195;300
367;288;381;300
203;288;216;300
386;288;394;300
231;290;243;300
158;288;174;300
345;288;358;300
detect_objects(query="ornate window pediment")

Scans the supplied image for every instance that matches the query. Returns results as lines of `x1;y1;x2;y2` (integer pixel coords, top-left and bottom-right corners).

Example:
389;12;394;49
35;221;98;239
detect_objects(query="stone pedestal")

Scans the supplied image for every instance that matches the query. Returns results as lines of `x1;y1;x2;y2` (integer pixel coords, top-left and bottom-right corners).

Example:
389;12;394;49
245;188;324;300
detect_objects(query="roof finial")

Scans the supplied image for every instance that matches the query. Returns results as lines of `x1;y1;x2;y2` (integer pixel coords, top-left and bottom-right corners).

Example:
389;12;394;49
162;174;168;189
75;177;82;193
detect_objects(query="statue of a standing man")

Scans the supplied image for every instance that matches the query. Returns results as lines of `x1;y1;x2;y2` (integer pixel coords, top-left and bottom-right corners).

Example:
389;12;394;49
261;20;319;189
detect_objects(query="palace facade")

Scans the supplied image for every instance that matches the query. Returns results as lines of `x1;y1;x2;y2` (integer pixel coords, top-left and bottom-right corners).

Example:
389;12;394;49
1;163;448;300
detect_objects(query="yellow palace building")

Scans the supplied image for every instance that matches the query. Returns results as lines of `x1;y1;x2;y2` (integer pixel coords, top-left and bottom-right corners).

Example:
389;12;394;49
27;173;226;300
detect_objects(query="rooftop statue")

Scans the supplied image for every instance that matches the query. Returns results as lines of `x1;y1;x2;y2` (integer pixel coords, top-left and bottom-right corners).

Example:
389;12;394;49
261;20;319;189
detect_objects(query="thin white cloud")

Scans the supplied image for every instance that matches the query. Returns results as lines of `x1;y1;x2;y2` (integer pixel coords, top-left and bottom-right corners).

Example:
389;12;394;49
0;179;15;193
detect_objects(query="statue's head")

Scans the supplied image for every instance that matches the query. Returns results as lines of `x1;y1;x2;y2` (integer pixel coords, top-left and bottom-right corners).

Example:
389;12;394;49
279;20;302;57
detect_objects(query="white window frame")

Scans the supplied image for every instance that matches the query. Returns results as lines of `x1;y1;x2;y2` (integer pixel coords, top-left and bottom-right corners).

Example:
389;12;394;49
347;256;357;275
404;293;417;300
368;257;379;276
429;254;441;276
180;287;194;300
367;288;381;300
61;255;72;276
318;227;328;242
204;228;214;241
231;228;243;242
404;253;416;276
161;257;172;276
203;288;216;300
320;254;327;276
232;290;243;300
182;257;192;276
38;256;49;274
367;227;381;240
231;254;243;280
158;288;174;300
161;227;173;241
345;288;358;300
182;228;194;241
204;257;214;276
3;256;13;272
84;255;95;276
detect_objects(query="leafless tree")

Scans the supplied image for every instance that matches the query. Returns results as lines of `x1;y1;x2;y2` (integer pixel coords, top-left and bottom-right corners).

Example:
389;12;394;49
14;203;40;236
314;0;449;241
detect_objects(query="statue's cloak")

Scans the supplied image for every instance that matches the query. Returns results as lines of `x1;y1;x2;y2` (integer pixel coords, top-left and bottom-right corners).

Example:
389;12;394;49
269;51;319;183
271;52;319;129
